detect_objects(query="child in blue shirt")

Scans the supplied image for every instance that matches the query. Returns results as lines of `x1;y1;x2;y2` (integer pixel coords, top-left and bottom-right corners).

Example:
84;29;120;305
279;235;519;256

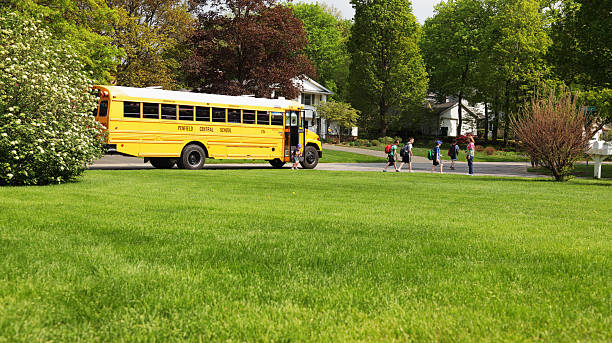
430;140;443;173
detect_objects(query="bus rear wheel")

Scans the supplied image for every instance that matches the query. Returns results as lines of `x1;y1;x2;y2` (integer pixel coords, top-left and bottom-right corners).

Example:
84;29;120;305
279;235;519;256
300;146;319;169
177;144;206;170
149;158;176;169
268;159;285;168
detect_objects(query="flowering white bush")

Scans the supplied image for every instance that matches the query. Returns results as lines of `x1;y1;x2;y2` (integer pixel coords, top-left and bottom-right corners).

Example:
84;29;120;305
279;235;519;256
0;13;105;186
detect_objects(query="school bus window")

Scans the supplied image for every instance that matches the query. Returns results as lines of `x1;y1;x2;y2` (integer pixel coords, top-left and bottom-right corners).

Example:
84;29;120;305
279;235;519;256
161;104;177;120
196;106;210;121
271;112;283;126
124;102;140;118
228;109;240;123
212;108;226;122
142;103;159;119
98;100;108;117
243;110;255;124
179;105;194;121
257;111;269;125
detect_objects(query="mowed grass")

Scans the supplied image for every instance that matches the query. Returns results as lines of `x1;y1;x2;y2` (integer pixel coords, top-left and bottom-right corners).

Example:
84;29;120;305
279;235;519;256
0;170;610;342
529;163;612;179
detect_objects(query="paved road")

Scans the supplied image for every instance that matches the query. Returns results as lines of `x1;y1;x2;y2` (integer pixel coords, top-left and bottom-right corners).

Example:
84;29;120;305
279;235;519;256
91;155;548;178
323;144;429;162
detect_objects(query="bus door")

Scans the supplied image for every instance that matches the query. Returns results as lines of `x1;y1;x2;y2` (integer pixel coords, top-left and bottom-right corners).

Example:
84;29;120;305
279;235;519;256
284;111;300;161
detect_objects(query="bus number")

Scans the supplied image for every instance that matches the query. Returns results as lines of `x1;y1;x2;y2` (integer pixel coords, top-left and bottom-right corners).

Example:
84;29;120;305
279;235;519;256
178;125;193;132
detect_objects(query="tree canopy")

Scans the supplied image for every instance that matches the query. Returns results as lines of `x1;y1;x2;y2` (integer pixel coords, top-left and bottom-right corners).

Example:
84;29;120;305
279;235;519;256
108;0;195;89
3;0;122;82
348;0;428;137
291;3;351;101
185;0;314;99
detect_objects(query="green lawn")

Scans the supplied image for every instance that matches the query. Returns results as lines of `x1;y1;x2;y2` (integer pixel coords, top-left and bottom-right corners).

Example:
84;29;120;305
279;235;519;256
340;144;530;162
1;170;610;342
528;163;612;179
205;149;385;164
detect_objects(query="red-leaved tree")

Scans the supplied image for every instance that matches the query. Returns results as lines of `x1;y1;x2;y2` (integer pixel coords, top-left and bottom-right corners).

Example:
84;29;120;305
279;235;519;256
186;0;315;98
513;89;595;181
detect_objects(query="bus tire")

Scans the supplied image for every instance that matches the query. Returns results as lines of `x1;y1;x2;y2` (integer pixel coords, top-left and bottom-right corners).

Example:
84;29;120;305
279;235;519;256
177;144;206;170
149;158;176;169
269;159;285;168
300;146;319;169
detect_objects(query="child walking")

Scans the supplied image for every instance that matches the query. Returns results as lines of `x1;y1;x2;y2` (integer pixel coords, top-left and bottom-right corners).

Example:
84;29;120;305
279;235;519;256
430;140;443;173
398;137;414;172
448;139;460;170
383;139;400;172
291;144;302;170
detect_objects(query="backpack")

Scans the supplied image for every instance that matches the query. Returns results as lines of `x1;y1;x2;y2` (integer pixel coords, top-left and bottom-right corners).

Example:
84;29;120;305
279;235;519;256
384;144;393;154
448;144;456;158
427;149;434;160
400;144;409;157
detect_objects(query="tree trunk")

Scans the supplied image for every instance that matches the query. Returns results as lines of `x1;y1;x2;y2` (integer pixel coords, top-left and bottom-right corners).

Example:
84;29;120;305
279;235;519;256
380;97;387;137
503;83;510;147
493;95;499;142
484;102;489;143
457;64;469;137
457;92;463;137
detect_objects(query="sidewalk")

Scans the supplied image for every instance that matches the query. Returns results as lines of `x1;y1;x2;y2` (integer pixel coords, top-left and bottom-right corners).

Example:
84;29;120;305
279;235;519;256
90;155;548;178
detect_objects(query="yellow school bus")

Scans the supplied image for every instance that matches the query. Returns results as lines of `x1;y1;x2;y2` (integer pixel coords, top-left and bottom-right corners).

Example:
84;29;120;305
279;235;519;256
92;86;322;169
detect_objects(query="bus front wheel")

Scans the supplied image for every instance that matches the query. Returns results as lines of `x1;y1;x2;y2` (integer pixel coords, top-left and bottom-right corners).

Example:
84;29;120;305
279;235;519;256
300;146;319;169
178;144;206;170
269;159;285;168
149;158;176;169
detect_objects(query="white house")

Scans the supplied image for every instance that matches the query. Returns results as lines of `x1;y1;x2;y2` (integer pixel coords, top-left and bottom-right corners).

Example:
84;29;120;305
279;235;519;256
422;98;485;137
292;76;358;140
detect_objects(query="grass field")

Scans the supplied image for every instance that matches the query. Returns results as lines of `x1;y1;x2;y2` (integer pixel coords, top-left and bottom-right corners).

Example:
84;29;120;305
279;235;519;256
528;163;612;179
1;170;610;341
205;148;385;164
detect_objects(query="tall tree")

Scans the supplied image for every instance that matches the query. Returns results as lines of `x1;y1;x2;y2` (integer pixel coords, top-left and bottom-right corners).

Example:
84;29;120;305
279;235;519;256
485;0;551;145
348;0;428;137
291;3;351;101
548;0;611;89
547;0;612;129
185;0;314;99
107;0;195;89
421;0;486;136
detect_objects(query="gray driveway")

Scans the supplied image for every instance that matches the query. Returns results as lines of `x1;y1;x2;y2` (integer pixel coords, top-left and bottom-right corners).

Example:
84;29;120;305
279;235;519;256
90;155;547;178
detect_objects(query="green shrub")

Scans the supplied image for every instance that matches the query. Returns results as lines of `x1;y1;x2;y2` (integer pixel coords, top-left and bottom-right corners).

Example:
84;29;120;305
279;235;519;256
371;139;380;146
0;13;105;186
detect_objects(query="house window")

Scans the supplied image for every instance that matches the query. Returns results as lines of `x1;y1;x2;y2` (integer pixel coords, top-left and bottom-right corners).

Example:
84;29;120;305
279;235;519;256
301;94;312;106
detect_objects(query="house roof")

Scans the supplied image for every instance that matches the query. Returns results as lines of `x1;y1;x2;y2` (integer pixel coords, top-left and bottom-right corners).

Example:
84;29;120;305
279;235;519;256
428;101;483;119
95;86;302;110
295;75;333;95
